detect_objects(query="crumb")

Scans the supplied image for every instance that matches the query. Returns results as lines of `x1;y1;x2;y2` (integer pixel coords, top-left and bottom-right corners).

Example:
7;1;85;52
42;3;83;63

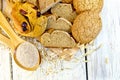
105;57;109;64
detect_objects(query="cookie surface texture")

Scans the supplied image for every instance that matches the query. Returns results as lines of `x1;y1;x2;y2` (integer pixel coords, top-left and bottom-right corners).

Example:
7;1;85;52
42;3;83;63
73;0;103;13
72;11;102;44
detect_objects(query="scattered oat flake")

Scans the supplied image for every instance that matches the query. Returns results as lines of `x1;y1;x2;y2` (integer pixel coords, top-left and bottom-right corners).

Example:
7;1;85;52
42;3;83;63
105;57;109;64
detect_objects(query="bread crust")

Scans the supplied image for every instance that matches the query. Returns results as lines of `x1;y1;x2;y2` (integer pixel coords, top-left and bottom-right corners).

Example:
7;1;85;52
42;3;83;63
40;30;76;48
47;15;72;32
38;0;61;14
51;3;77;22
62;0;73;3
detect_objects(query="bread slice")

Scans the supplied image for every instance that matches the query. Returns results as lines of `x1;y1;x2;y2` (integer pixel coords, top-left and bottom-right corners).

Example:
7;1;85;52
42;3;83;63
47;15;72;32
62;0;73;3
24;0;37;5
12;0;21;2
38;0;61;14
0;0;2;11
40;30;76;48
51;3;77;22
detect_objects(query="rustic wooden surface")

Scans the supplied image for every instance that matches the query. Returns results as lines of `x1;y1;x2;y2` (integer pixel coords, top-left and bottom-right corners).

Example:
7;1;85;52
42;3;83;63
88;0;120;80
0;0;120;80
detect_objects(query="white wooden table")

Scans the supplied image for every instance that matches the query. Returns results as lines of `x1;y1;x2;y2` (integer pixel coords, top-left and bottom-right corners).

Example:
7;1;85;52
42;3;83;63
0;0;120;80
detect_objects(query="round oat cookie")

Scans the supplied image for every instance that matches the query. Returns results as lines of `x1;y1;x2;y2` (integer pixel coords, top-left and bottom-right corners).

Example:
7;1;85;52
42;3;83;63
73;0;103;13
71;11;102;44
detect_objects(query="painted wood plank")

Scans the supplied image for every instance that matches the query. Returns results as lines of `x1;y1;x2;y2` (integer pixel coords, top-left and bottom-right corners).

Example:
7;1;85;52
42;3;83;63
0;44;12;80
0;0;12;80
88;0;120;80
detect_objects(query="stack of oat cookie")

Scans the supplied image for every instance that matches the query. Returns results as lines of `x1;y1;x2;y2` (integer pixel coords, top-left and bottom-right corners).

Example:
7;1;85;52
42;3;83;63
72;0;103;44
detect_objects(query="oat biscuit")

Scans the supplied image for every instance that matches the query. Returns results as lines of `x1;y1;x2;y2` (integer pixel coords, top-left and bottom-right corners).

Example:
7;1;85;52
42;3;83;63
72;11;102;44
73;0;103;13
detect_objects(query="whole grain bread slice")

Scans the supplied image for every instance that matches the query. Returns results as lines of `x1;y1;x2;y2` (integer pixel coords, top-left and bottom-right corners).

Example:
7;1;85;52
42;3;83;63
51;3;77;22
40;30;76;48
23;0;37;5
38;0;61;14
62;0;73;3
47;15;72;32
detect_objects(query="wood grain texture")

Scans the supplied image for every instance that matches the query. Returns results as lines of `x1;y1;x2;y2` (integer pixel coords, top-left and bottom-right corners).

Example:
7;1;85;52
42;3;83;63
0;44;12;80
12;50;86;80
0;1;12;80
88;0;120;80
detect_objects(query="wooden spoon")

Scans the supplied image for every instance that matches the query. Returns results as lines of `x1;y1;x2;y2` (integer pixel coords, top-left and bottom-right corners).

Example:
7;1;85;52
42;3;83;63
0;11;41;71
